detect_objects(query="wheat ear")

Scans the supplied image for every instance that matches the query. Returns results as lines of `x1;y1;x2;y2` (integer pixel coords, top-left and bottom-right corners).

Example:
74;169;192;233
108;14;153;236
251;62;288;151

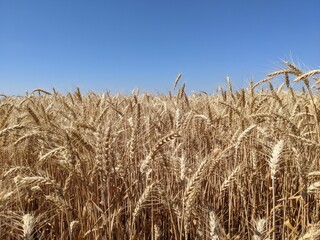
253;218;266;240
132;183;154;224
209;210;219;240
22;214;35;240
140;132;180;175
269;140;284;240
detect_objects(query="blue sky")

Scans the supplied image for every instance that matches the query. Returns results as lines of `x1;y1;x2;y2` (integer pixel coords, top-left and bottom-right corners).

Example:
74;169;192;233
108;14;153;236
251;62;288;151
0;0;319;95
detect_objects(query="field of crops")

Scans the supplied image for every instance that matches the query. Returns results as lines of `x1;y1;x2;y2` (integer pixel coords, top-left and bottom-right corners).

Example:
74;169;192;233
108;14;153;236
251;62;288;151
0;62;320;239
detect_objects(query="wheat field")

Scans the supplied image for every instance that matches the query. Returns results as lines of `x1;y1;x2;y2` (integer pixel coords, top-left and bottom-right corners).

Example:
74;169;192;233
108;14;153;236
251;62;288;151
0;62;320;239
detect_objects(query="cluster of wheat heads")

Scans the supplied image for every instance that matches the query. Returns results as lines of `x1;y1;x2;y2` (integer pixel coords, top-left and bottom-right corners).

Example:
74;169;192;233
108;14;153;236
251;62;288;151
0;62;320;239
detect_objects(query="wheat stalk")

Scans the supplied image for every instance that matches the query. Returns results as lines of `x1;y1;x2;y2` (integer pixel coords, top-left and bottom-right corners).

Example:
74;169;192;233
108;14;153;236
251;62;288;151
269;139;284;240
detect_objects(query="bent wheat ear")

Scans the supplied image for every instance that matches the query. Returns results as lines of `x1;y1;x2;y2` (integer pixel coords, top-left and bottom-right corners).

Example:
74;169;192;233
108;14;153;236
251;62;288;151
140;132;180;175
307;181;320;194
31;88;52;95
132;183;154;224
294;70;320;82
183;157;209;221
70;220;80;236
219;164;241;195
174;73;182;90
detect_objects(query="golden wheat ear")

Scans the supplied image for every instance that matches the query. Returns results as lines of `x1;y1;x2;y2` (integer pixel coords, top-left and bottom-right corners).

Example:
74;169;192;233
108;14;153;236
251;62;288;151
22;214;36;240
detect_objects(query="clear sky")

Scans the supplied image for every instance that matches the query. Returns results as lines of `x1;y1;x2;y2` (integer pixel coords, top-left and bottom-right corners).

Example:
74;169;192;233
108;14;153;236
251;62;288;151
0;0;319;95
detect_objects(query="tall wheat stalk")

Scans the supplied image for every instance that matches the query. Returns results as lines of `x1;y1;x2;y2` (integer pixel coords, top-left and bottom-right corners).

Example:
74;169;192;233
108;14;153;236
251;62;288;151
269;140;284;239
